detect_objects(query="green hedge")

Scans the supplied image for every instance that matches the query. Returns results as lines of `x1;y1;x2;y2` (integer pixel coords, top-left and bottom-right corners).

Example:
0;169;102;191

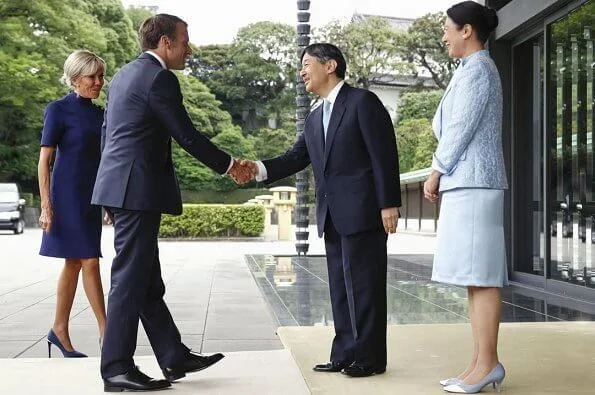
180;189;271;204
160;204;265;238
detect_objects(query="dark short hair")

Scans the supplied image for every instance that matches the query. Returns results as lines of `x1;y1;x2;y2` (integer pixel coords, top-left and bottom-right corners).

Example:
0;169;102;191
300;43;347;79
447;1;498;43
139;14;187;51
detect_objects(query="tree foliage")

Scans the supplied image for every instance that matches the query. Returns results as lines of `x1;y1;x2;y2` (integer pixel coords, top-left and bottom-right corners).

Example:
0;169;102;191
0;0;137;182
396;118;436;173
394;90;442;173
172;73;255;192
189;22;296;132
125;5;154;32
249;122;296;160
315;17;403;89
398;12;457;89
397;90;444;124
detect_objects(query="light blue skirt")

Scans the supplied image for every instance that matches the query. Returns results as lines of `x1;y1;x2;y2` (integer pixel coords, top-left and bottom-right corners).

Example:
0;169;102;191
432;188;509;287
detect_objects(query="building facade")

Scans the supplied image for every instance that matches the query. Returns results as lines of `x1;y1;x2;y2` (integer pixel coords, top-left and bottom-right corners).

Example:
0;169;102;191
485;0;594;302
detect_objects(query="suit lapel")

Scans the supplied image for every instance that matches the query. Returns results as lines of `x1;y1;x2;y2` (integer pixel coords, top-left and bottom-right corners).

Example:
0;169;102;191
323;84;348;167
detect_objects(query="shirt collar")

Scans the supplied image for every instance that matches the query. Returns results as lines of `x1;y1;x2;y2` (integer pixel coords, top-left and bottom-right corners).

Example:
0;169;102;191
323;80;345;104
461;49;488;66
145;51;167;69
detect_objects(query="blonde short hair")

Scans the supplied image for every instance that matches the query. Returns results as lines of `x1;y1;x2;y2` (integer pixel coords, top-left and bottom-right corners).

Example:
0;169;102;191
60;50;106;89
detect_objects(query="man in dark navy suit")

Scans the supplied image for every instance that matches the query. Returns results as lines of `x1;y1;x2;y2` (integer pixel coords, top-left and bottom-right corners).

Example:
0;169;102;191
92;14;252;392
243;43;401;377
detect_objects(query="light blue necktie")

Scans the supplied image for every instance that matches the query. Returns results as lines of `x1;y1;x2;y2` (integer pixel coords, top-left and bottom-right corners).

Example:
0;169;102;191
322;99;331;140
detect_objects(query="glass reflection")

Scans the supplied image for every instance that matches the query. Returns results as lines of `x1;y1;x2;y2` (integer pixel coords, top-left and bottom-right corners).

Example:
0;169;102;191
548;1;595;288
248;255;594;326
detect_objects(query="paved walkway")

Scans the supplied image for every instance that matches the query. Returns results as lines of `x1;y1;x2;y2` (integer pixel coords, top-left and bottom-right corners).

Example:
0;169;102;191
2;226;594;394
0;351;309;394
0;226;435;359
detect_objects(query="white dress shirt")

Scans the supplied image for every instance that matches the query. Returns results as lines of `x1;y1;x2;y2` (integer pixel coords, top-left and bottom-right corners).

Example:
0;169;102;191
145;51;167;69
254;80;345;182
144;51;234;174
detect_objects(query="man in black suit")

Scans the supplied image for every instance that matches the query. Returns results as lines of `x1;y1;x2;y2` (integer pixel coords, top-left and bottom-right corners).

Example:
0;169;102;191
92;14;252;392
243;43;401;377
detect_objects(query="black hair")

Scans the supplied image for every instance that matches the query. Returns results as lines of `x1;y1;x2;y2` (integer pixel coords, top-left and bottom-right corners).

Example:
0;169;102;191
300;43;346;79
446;1;498;43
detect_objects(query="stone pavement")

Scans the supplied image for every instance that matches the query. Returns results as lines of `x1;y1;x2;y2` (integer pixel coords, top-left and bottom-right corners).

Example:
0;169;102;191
2;226;594;394
0;226;435;359
0;351;309;394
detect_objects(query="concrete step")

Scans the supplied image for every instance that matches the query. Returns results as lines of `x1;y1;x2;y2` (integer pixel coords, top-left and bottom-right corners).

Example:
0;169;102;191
1;350;310;394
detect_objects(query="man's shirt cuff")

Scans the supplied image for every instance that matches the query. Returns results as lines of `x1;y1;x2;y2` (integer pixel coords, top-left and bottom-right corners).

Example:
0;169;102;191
255;161;268;182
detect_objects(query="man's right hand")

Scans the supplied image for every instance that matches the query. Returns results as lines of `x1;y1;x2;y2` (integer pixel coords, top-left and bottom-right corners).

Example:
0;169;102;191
39;205;53;233
228;159;258;184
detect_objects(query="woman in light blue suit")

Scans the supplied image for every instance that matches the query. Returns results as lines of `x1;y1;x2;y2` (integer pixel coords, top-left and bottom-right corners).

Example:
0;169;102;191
424;2;507;393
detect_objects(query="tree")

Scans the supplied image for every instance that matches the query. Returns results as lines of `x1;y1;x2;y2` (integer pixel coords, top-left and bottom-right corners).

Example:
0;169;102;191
398;12;457;89
395;118;436;173
189;22;296;132
234;22;297;127
396;89;444;124
125;5;154;32
234;22;295;78
83;0;139;72
249;123;296;160
171;73;256;191
394;90;443;173
315;17;403;89
0;0;109;182
177;73;238;138
412;124;437;170
0;0;138;183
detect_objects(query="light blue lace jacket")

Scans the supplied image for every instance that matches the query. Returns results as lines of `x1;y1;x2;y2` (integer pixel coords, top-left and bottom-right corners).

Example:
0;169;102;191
431;49;508;192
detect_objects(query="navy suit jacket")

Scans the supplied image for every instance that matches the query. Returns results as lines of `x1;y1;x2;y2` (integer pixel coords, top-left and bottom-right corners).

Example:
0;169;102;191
263;83;401;237
91;53;231;215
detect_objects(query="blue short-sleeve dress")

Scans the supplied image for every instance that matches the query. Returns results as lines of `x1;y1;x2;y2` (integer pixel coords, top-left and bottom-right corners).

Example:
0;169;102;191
39;92;103;259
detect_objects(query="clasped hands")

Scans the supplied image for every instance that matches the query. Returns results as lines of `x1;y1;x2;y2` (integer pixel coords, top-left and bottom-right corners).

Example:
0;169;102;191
228;159;259;184
423;170;441;203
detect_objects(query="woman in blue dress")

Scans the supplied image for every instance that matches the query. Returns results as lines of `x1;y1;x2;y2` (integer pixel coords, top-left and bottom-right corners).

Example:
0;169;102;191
38;50;107;358
424;2;508;393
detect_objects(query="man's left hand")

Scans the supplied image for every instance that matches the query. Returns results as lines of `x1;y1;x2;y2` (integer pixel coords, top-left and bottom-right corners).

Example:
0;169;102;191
381;207;399;234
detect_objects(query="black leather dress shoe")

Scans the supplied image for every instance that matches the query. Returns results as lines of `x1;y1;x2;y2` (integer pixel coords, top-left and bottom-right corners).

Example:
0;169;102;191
162;352;225;382
312;361;349;373
341;362;386;377
103;366;171;392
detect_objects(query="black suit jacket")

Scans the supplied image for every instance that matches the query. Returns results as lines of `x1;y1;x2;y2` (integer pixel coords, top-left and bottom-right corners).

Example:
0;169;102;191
91;53;231;215
263;83;401;236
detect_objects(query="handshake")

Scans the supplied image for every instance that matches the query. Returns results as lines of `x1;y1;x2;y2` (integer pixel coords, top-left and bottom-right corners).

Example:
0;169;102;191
228;158;259;184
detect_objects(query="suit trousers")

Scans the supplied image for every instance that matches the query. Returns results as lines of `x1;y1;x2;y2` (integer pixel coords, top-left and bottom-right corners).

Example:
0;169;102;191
324;213;388;368
100;208;188;378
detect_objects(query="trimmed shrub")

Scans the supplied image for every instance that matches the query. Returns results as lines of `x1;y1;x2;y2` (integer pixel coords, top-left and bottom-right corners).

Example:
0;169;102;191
180;188;271;204
159;204;264;238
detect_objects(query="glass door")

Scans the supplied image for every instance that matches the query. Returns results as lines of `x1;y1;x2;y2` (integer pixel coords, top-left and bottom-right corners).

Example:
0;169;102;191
547;0;595;289
512;34;545;278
